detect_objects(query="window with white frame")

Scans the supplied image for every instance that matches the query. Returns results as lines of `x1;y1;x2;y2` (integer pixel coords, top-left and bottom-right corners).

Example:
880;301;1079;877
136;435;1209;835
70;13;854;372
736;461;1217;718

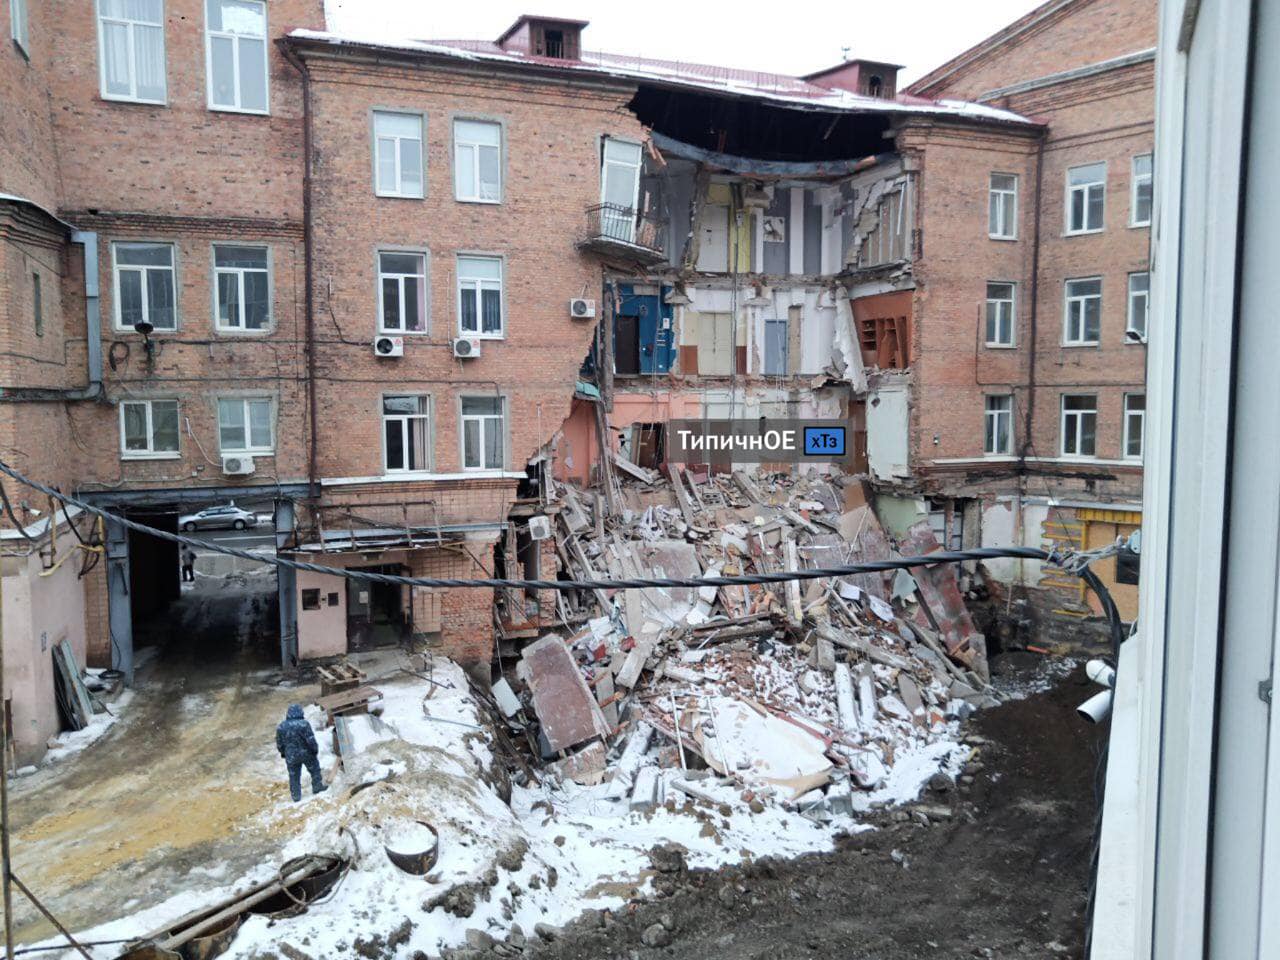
984;395;1013;455
1127;271;1149;340
205;0;267;113
1064;277;1102;345
217;396;273;454
97;0;166;103
120;399;179;458
373;111;424;198
985;281;1016;346
457;255;502;337
114;242;176;331
1066;162;1106;233
378;251;426;333
10;0;28;55
988;173;1017;239
1061;394;1097;458
383;395;430;472
1124;393;1145;460
1131;154;1153;226
454;119;501;202
214;245;269;330
461;395;504;470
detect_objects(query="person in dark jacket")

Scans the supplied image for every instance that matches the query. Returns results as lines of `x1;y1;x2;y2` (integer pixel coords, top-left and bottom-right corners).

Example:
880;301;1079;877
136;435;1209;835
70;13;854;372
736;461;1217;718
276;704;327;802
180;547;196;583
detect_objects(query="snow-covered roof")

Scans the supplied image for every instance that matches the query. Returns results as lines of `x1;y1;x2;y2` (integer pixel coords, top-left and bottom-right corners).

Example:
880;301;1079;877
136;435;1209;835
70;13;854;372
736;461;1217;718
285;28;1038;127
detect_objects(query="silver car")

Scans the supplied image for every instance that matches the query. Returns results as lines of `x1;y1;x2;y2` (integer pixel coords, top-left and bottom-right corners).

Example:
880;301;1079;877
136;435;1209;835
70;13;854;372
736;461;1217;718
179;504;258;531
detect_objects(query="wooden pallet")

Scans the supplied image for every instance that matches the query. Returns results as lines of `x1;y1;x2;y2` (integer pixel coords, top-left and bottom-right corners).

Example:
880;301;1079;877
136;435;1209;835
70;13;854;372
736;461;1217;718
315;661;366;699
314;684;382;722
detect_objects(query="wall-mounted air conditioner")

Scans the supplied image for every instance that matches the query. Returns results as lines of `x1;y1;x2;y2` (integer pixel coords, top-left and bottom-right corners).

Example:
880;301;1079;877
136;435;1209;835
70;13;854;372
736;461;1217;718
373;335;404;358
222;456;255;476
569;298;596;320
453;337;481;359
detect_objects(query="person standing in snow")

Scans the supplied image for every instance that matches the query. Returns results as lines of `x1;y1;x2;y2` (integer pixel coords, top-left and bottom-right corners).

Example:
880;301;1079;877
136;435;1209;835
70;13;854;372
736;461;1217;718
276;704;327;802
180;546;196;583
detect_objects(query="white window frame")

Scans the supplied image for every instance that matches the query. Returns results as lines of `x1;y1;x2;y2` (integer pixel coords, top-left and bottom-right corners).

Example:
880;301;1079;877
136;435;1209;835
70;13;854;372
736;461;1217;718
453;118;503;204
1123;393;1145;461
1131;153;1153;227
1065;161;1106;235
10;0;29;56
112;241;177;332
460;395;506;471
213;244;271;332
377;249;428;334
204;0;269;115
1060;394;1098;459
984;281;1017;347
1127;271;1149;341
372;110;425;199
382;394;432;474
456;254;504;339
1064;276;1102;346
95;0;167;104
217;396;274;455
984;394;1013;456
988;173;1018;240
119;398;180;459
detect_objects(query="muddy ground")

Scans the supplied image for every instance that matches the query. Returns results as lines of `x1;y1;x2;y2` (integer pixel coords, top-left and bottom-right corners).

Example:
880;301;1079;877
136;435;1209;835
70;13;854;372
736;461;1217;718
465;661;1102;960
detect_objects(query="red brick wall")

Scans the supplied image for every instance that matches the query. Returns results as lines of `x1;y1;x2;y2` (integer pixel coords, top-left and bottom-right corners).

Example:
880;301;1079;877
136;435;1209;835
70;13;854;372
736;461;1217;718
302;50;643;521
909;0;1157;102
904;53;1151;504
0;0;63;210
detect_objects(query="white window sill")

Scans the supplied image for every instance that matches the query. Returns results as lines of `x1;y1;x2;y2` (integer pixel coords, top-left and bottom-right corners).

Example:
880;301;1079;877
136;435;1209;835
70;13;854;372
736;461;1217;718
455;196;502;205
220;450;274;458
984;342;1017;349
1063;341;1101;348
208;104;270;117
1129;221;1151;229
1059;453;1098;462
458;332;505;341
101;92;167;106
462;467;506;475
114;326;178;335
121;452;181;461
378;329;431;337
215;325;274;336
324;470;524;486
1064;227;1105;237
375;191;426;200
988;234;1018;242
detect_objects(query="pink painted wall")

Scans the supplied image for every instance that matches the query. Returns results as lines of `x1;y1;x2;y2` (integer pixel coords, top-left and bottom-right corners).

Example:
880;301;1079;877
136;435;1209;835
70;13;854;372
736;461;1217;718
1;527;89;763
295;563;349;661
554;393;703;484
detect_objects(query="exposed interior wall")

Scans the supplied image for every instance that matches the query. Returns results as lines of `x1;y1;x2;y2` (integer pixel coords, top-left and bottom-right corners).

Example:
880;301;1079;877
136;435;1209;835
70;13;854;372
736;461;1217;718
980;497;1049;585
873;494;928;537
553;393;702;485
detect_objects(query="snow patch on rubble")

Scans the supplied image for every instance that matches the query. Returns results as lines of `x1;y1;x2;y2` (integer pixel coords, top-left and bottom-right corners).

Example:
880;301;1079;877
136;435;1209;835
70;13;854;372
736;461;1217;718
40;689;134;768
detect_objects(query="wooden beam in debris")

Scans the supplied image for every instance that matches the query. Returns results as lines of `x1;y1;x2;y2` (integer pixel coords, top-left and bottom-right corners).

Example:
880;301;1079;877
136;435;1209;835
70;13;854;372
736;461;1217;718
666;463;699;527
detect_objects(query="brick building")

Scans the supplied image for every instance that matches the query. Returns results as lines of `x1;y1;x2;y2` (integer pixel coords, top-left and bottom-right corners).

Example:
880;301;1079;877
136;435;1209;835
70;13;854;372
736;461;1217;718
0;0;1152;761
904;0;1155;623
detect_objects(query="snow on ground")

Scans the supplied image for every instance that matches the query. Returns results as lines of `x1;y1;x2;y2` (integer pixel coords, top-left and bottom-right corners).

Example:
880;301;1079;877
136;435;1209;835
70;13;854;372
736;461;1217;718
33;657;963;959
37;683;134;770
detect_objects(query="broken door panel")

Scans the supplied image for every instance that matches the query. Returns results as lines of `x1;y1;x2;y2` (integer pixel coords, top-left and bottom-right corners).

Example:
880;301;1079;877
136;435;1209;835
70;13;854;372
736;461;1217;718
762;187;790;275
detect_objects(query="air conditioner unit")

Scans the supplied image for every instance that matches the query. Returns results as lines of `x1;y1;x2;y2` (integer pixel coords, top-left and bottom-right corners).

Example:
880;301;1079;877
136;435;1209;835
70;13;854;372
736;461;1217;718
373;335;404;358
453;337;481;359
527;515;553;541
569;298;596;320
222;456;255;476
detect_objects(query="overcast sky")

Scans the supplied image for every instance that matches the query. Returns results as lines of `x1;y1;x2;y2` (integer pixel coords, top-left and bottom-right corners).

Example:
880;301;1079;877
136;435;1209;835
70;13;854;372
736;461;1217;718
322;1;1047;84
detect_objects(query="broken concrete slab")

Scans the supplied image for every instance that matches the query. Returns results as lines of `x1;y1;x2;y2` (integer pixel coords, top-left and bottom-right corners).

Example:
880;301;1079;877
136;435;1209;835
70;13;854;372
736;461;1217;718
517;635;611;752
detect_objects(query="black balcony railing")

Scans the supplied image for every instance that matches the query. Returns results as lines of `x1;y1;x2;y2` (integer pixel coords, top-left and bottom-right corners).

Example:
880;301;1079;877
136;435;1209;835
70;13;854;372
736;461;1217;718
581;203;667;260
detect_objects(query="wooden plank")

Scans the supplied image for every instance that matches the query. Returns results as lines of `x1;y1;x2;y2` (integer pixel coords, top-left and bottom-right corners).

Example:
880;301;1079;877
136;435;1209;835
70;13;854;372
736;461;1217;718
54;640;93;730
667;463;698;527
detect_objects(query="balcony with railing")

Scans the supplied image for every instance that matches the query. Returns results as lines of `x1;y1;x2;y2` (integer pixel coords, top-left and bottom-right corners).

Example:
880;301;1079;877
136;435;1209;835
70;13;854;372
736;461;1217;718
578;203;668;264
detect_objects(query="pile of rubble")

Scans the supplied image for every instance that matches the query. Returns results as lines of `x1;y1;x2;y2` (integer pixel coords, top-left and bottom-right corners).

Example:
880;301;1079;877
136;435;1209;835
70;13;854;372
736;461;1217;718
501;464;999;821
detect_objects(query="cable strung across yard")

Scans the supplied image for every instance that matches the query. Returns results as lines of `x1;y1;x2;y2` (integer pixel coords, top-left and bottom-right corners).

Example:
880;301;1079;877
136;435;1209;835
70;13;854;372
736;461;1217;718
0;459;1072;592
